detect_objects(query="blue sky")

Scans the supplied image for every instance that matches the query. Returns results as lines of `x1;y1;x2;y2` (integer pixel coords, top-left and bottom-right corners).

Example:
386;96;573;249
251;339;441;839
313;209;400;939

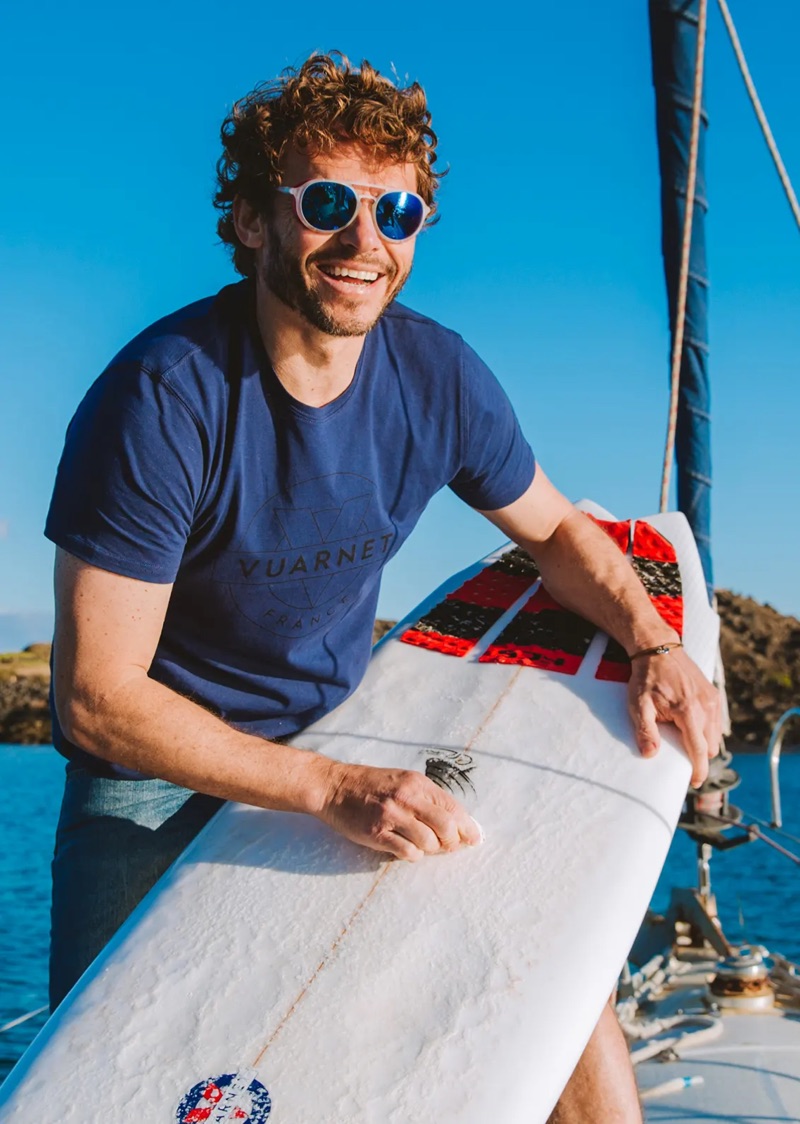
1;0;798;647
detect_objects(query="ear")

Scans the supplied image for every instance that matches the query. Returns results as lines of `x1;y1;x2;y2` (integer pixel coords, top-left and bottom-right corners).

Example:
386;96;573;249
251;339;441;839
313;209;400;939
233;196;266;249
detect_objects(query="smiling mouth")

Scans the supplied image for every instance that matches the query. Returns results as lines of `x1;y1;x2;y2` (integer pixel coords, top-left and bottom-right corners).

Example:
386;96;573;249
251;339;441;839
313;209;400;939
316;263;384;288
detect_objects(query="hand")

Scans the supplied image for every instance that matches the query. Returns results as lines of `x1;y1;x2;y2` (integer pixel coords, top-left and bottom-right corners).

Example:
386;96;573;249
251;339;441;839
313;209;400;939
627;648;722;788
316;761;483;861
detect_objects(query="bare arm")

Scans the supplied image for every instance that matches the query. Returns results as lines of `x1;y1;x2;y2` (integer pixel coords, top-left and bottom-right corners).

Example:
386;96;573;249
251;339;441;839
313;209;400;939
52;549;481;859
480;470;721;786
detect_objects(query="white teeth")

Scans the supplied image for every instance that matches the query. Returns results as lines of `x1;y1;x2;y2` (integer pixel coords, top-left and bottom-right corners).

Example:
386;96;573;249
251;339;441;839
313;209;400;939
323;266;380;282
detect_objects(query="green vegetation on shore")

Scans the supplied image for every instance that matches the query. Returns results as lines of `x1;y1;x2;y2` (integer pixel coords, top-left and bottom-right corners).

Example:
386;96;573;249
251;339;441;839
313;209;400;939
0;644;50;678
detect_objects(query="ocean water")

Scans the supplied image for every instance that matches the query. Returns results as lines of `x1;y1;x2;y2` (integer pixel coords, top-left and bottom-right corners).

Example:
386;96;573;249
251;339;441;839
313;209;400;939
0;745;65;1081
1;745;799;1083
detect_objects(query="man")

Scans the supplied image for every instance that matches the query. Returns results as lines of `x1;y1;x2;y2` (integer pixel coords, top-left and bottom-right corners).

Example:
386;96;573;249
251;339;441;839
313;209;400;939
46;53;720;1121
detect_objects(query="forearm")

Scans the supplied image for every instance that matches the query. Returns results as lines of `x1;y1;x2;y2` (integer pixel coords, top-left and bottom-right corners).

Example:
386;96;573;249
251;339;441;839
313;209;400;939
523;504;721;786
58;668;333;815
481;475;720;783
52;551;481;860
522;508;678;655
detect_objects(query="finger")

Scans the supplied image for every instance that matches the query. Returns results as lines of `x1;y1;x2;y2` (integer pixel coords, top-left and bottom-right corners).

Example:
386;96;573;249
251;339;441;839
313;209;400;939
382;832;426;863
705;688;723;759
705;714;721;760
631;693;660;758
675;706;710;788
407;775;482;847
422;801;482;849
392;817;444;856
458;814;484;847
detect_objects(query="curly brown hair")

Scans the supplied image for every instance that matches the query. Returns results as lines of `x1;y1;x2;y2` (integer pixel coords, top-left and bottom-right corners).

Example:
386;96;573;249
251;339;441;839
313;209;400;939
213;52;443;277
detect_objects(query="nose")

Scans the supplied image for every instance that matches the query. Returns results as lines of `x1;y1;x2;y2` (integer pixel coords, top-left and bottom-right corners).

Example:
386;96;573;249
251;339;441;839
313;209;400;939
338;198;381;252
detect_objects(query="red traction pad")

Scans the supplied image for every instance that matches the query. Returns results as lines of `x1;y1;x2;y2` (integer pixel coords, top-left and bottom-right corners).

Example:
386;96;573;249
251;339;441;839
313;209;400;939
479;585;596;675
633;521;677;563
477;515;631;676
649;594;683;634
587;515;632;553
400;518;683;677
479;642;585;675
448;567;531;610
400;631;478;658
595;638;633;682
400;551;535;658
595;520;684;682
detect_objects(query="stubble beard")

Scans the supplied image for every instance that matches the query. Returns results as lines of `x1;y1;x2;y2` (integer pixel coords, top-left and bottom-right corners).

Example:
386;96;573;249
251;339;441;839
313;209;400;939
259;221;411;338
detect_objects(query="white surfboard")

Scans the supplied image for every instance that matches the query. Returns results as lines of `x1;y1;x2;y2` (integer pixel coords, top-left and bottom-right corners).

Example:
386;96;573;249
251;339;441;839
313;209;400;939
0;504;718;1123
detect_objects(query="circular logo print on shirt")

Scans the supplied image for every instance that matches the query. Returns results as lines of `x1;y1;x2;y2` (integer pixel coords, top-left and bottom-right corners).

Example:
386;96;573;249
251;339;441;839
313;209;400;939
176;1071;271;1123
213;473;395;637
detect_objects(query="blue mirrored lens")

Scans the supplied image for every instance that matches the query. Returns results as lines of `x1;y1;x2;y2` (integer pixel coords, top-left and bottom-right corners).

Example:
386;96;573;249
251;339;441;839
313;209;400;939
301;181;358;231
375;192;425;240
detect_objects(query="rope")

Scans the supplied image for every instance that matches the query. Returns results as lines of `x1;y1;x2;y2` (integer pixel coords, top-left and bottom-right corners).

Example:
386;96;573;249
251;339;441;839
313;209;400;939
629;1017;723;1065
659;0;709;513
697;808;800;865
716;0;800;231
0;1005;48;1034
735;806;800;851
770;956;800;1004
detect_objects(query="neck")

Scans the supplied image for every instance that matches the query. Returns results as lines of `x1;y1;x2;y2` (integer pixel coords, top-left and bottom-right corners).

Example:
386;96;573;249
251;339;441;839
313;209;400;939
256;282;365;408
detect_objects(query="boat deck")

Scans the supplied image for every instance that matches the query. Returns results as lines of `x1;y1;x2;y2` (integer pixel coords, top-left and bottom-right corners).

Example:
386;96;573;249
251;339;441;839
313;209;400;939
628;954;800;1121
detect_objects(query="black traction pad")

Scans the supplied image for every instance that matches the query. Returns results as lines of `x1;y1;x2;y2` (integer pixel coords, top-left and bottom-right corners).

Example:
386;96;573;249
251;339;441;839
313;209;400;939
400;549;537;657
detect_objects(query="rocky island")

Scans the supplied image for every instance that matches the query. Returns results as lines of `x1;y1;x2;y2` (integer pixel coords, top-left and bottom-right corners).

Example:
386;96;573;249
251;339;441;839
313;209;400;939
0;643;52;744
2;592;798;750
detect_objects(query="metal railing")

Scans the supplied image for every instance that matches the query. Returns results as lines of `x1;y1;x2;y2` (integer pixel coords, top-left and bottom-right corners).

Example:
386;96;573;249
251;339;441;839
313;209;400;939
768;708;800;828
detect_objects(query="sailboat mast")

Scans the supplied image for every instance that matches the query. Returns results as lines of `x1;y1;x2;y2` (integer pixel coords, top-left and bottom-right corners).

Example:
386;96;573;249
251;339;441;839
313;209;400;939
649;0;713;598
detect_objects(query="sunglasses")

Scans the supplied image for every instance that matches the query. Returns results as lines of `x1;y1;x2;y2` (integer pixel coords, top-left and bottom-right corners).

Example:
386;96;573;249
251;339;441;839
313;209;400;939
276;179;430;242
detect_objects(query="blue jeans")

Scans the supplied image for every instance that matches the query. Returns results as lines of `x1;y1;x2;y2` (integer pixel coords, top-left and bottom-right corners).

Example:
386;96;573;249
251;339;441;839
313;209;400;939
49;762;223;1011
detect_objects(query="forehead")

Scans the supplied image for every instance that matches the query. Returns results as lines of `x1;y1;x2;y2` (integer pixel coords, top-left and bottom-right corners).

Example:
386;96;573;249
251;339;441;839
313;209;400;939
281;143;418;193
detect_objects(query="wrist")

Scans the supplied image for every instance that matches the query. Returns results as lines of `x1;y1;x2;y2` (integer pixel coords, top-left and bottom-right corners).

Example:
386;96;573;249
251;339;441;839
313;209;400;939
624;624;680;660
297;750;342;818
628;640;683;661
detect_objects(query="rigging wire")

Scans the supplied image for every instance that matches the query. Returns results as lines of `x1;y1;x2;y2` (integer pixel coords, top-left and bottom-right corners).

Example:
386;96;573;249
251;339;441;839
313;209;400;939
659;0;800;512
659;0;708;513
736;807;800;851
716;0;800;232
0;1006;47;1035
695;808;800;866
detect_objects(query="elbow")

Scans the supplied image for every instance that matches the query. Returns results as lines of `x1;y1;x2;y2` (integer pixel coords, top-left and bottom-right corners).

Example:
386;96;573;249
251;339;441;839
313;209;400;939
52;657;130;755
53;677;102;751
52;658;148;760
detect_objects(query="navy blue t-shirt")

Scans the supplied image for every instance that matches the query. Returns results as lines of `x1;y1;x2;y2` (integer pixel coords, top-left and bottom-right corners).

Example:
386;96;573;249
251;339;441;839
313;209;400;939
46;281;535;774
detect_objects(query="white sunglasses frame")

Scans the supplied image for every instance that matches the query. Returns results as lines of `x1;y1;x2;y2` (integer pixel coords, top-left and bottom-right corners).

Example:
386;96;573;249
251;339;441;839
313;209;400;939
276;178;430;242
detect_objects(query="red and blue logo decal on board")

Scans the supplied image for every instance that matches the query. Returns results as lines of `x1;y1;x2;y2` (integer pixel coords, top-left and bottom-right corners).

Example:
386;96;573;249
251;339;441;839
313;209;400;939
176;1072;271;1123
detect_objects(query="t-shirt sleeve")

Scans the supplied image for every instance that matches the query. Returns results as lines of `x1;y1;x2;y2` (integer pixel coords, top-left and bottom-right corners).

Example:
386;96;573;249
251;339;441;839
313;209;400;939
448;343;536;510
45;364;205;583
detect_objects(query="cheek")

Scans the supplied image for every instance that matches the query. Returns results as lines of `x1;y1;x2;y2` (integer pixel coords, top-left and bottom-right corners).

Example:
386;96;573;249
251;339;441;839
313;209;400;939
391;245;416;276
265;214;306;259
291;225;340;266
